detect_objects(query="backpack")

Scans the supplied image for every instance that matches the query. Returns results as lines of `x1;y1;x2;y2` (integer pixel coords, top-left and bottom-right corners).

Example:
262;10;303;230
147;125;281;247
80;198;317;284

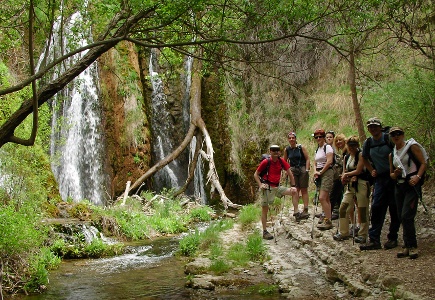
364;132;394;165
258;154;285;184
285;144;305;167
392;142;429;185
316;144;338;167
345;150;374;186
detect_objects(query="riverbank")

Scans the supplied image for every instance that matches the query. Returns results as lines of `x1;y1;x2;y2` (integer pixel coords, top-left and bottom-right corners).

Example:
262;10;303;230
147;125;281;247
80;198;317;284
187;188;435;299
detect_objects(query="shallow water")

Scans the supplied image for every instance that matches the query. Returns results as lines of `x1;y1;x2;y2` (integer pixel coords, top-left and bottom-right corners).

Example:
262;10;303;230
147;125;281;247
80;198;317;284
12;236;281;300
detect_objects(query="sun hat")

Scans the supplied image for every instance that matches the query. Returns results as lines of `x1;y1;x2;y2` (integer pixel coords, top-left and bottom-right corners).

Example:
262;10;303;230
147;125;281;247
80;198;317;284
366;117;382;127
389;126;404;135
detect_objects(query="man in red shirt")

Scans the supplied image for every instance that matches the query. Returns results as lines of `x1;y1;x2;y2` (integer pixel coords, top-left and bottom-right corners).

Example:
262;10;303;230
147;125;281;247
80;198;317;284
254;145;297;239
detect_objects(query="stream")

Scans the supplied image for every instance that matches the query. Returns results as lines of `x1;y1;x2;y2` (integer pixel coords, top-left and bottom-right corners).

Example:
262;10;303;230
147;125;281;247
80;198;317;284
13;235;282;300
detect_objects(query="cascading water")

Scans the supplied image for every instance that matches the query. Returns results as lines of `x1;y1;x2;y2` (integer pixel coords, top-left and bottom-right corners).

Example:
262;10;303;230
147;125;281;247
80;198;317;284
148;49;181;191
40;12;107;205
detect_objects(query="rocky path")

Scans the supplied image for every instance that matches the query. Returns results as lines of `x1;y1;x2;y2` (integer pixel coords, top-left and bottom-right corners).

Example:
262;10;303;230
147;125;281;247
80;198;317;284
264;203;434;300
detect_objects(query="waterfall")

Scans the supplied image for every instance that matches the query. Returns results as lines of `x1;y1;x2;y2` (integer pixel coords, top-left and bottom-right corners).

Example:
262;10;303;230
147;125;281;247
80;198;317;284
148;51;206;201
149;49;180;191
40;12;107;205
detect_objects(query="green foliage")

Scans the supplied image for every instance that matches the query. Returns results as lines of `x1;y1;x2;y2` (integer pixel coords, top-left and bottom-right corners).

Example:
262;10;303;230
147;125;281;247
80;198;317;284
209;259;231;275
0;204;43;257
238;204;260;228
178;219;234;257
246;230;268;261
188;206;213;222
227;242;250;266
363;68;435;172
179;229;201;256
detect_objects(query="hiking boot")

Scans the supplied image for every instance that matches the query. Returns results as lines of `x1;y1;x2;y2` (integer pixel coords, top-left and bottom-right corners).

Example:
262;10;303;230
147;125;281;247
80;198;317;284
299;209;310;220
333;233;350;241
318;214;325;224
293;212;301;221
359;240;382;250
331;212;339;220
397;247;409;258
408;248;418;259
354;236;366;244
349;225;360;237
384;240;398;250
317;218;333;230
263;230;273;240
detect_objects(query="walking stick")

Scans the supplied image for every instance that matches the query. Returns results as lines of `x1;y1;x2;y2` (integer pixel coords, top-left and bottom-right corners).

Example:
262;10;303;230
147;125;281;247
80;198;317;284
352;198;357;245
311;178;320;239
413;186;429;214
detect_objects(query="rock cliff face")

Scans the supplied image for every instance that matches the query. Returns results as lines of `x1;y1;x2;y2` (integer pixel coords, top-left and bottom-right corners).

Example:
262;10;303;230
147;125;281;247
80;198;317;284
98;42;151;199
97;43;246;203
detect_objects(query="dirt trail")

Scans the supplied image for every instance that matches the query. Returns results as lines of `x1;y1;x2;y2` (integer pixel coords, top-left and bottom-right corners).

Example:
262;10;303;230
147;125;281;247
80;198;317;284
263;200;435;299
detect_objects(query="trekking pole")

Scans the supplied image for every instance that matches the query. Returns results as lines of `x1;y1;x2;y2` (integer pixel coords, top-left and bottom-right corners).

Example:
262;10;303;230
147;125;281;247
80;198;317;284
352;198;357;245
311;178;320;239
413;186;429;214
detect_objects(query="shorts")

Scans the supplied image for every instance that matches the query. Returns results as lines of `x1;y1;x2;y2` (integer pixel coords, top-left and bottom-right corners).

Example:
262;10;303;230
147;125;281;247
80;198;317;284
291;166;309;189
259;186;288;206
318;168;334;192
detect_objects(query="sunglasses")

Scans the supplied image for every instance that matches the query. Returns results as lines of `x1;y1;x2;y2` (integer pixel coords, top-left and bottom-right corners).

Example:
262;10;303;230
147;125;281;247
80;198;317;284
390;132;403;137
270;149;280;152
314;136;324;139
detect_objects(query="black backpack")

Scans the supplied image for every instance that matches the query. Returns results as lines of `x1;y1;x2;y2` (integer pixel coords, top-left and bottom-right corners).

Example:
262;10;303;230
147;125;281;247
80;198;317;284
259;154;285;185
316;144;338;167
364;132;394;165
285;144;305;167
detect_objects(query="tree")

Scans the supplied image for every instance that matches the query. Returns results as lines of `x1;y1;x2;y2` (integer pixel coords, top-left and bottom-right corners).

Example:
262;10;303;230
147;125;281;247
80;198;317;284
1;0;333;206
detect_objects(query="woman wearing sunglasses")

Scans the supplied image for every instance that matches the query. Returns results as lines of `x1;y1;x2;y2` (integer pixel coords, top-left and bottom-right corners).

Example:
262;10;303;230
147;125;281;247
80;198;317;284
313;129;334;230
389;127;428;259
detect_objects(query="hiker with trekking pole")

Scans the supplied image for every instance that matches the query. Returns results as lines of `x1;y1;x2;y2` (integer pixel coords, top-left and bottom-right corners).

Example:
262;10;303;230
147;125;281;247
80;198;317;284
332;136;371;244
389;126;428;259
254;144;298;240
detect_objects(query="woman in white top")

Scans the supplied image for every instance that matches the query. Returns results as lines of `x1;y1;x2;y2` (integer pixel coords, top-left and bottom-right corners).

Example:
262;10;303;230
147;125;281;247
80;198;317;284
389;126;427;259
313;129;334;230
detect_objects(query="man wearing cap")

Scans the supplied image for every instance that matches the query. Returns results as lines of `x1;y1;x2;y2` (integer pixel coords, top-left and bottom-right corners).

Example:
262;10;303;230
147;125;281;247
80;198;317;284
360;117;400;250
254;145;297;240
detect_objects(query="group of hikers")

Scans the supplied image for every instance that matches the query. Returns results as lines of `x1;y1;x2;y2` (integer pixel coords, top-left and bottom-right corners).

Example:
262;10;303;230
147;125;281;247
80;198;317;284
254;117;428;259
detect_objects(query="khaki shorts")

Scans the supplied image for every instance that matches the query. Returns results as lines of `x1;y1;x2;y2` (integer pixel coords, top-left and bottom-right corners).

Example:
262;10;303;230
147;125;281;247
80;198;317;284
319;168;334;192
291;166;309;189
259;186;288;206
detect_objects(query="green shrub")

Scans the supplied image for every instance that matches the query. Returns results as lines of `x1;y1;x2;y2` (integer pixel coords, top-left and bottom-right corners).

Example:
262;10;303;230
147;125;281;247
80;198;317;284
0;204;43;257
209;259;231;275
227;242;250;266
179;230;201;256
24;248;61;293
238;204;260;228
246;231;267;261
189;206;213;222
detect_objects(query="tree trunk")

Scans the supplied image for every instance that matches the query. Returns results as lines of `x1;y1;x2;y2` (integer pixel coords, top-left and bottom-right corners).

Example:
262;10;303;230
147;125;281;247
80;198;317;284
348;46;366;141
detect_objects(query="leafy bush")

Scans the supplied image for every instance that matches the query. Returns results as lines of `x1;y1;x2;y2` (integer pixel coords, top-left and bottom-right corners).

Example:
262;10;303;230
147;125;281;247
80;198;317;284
246;231;268;261
238;204;260;228
209;259;231;275
227;242;250;266
24;248;61;293
0;204;43;257
189;206;213;222
179;230;201;256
